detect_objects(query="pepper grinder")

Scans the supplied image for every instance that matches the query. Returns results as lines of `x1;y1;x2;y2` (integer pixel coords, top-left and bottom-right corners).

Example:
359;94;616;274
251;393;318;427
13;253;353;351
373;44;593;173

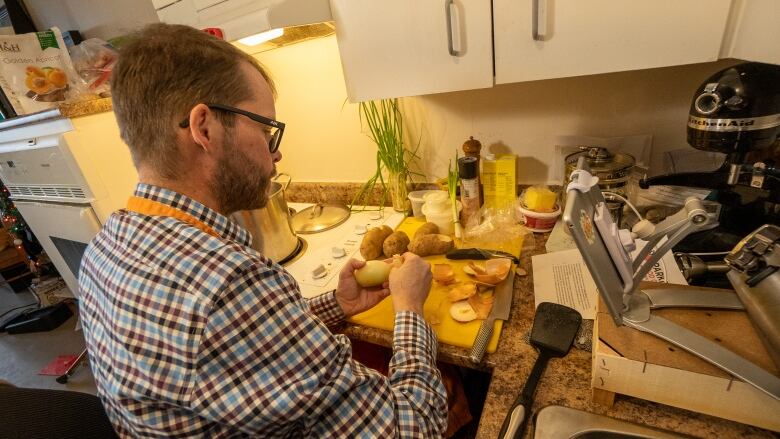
462;136;482;169
462;136;483;208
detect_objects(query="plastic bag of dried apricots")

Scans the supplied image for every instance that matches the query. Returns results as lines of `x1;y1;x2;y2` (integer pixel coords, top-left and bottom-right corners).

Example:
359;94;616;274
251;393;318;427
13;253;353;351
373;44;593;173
0;27;85;115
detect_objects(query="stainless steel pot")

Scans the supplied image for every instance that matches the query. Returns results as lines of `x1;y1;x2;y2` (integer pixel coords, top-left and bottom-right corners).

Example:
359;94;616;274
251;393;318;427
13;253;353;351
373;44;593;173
230;173;299;262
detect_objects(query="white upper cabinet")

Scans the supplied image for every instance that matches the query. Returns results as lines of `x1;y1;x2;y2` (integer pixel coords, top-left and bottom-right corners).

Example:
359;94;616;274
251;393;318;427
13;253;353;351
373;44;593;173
721;0;780;65
330;0;493;102
493;0;733;85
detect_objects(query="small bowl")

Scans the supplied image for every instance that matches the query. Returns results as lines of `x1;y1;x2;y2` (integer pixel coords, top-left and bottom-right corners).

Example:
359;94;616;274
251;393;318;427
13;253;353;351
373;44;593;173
516;203;562;233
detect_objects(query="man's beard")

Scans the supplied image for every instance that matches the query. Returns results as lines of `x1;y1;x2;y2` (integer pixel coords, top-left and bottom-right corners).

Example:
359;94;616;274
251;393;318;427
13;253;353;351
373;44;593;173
211;137;274;215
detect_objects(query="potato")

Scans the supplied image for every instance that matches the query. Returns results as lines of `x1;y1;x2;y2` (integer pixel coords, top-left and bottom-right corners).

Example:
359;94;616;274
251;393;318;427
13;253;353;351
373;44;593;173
408;234;454;257
382;231;410;258
413;222;439;240
354;260;392;287
360;226;393;260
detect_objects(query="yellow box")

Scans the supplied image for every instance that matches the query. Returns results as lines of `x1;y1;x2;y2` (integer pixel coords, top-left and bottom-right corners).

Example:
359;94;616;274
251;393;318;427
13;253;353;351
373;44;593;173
482;154;516;209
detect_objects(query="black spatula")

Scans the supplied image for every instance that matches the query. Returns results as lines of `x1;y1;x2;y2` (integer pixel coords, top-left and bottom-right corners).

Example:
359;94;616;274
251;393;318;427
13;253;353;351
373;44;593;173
498;302;582;439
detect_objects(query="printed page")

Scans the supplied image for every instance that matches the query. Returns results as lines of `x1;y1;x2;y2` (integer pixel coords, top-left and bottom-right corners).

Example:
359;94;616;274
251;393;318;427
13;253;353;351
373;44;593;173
532;245;687;320
532;249;599;319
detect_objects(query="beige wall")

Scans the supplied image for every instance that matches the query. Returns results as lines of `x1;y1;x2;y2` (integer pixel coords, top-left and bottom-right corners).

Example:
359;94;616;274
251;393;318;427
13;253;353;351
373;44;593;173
253;35;739;185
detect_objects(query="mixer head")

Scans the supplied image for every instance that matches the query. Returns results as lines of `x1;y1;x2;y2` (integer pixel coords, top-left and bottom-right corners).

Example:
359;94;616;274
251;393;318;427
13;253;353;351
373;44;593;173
687;62;780;160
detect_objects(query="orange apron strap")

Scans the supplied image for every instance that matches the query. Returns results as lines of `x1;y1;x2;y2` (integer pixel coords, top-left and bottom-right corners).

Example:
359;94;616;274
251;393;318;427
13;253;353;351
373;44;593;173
126;196;220;238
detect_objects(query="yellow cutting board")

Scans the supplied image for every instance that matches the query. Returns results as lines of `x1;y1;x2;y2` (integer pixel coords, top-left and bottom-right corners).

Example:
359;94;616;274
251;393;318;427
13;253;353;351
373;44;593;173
348;217;520;354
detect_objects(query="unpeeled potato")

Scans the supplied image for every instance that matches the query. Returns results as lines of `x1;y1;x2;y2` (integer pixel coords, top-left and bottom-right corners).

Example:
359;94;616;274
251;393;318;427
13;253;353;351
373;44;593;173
408;234;454;257
413;222;439;240
382;231;410;258
360;226;393;260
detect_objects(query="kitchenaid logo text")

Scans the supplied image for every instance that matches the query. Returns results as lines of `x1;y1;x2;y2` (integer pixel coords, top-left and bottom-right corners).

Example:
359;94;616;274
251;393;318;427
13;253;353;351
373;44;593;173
688;114;780;132
689;116;754;128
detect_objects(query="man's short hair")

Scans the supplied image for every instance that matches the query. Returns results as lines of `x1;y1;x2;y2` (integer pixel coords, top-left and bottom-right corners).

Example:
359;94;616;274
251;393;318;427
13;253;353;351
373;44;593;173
111;23;275;178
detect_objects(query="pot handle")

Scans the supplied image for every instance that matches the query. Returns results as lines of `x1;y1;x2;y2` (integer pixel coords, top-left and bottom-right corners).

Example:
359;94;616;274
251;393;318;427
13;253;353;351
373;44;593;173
274;172;292;191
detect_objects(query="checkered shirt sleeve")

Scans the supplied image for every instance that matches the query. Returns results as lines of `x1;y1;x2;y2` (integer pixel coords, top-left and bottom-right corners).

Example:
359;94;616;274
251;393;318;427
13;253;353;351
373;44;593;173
306;289;346;326
191;265;448;438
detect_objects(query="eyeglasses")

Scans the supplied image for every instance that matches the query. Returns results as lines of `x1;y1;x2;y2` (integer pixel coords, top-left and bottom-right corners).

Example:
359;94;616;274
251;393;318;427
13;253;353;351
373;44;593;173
178;103;285;153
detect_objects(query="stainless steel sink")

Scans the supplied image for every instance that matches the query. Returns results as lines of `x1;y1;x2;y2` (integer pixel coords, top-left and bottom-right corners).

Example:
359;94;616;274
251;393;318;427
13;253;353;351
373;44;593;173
534;406;690;439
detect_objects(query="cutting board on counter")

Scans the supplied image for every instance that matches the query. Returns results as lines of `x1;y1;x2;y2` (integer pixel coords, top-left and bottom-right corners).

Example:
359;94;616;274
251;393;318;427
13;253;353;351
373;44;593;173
592;282;780;431
348;217;522;354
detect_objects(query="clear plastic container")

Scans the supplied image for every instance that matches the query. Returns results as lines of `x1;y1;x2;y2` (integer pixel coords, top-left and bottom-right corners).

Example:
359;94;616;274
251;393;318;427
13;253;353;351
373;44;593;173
422;191;450;213
408;190;437;218
422;200;462;235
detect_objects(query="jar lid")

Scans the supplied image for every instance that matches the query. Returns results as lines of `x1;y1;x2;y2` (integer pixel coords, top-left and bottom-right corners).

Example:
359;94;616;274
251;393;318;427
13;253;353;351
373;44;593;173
422;191;451;213
458;156;479;179
292;203;350;234
423;191;449;203
565;147;635;174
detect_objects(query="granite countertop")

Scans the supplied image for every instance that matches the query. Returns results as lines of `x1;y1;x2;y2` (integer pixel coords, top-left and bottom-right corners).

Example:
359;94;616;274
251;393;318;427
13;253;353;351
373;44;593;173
58;97;113;118
0;97;112;132
338;232;776;439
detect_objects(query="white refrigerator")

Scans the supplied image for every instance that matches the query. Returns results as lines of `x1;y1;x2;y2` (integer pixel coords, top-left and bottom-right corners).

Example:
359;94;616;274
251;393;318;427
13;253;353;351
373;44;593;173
0;109;138;297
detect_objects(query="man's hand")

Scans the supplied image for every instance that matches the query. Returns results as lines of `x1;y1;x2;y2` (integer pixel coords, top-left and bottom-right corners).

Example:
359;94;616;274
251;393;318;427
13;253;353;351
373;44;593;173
335;259;391;318
389;252;432;316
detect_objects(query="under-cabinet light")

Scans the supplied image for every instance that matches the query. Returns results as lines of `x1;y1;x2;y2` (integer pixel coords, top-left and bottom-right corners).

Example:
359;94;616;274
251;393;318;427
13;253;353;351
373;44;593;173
238;28;285;46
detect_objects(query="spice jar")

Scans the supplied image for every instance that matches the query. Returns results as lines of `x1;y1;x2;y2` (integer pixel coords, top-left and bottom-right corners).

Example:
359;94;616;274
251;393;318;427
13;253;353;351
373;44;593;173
458;156;481;228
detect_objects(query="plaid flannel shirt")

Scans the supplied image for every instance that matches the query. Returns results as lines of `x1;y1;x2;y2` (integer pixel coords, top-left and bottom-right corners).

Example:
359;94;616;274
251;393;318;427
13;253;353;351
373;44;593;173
79;184;448;438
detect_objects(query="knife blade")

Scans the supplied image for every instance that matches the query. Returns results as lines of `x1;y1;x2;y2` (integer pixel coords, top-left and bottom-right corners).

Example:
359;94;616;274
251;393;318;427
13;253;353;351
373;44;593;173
469;265;515;363
446;248;519;264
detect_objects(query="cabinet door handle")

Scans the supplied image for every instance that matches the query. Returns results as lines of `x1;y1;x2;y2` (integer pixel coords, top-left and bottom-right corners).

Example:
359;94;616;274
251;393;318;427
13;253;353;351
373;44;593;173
445;0;463;56
532;0;547;41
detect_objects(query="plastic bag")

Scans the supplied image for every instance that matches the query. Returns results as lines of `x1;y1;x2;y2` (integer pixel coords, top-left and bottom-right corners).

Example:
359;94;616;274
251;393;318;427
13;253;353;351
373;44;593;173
0;27;84;115
462;205;534;257
69;38;118;96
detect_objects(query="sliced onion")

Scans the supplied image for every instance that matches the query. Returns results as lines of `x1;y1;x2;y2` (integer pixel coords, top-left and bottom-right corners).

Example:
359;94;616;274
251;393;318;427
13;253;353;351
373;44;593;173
432;263;456;284
446;282;477;302
473;258;512;285
468;291;495;319
450;301;477;322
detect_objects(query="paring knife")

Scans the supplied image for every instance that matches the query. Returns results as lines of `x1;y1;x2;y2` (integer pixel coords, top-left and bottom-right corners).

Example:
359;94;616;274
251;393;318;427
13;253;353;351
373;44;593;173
446;248;519;264
469;266;515;363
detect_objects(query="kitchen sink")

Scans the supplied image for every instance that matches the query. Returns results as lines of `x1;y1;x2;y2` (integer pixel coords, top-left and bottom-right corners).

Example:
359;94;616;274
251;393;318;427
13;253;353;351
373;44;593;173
534;406;690;439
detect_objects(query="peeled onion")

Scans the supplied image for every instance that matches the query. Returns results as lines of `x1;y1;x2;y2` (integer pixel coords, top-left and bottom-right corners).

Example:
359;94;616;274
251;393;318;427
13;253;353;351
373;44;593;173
354;260;391;287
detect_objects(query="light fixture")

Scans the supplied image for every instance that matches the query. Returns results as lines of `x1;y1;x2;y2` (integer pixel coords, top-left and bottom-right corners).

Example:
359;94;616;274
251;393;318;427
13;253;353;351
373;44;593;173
238;28;284;46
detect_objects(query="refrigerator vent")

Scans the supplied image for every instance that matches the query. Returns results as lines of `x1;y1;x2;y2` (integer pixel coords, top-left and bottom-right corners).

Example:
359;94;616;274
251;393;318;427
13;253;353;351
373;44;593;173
8;185;87;201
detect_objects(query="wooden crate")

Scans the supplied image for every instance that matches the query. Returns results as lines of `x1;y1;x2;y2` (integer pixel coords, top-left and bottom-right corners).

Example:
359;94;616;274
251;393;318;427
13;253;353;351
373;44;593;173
592;283;780;432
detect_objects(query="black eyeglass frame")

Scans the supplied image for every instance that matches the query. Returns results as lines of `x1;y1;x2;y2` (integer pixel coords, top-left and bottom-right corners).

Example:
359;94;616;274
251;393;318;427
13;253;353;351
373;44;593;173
178;103;285;153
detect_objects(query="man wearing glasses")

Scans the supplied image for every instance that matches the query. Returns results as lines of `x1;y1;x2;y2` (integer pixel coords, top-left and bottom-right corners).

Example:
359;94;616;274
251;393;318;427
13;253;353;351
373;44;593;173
78;23;446;438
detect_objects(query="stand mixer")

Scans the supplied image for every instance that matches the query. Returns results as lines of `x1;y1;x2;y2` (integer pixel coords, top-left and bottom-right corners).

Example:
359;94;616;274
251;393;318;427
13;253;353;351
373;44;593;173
640;62;780;251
